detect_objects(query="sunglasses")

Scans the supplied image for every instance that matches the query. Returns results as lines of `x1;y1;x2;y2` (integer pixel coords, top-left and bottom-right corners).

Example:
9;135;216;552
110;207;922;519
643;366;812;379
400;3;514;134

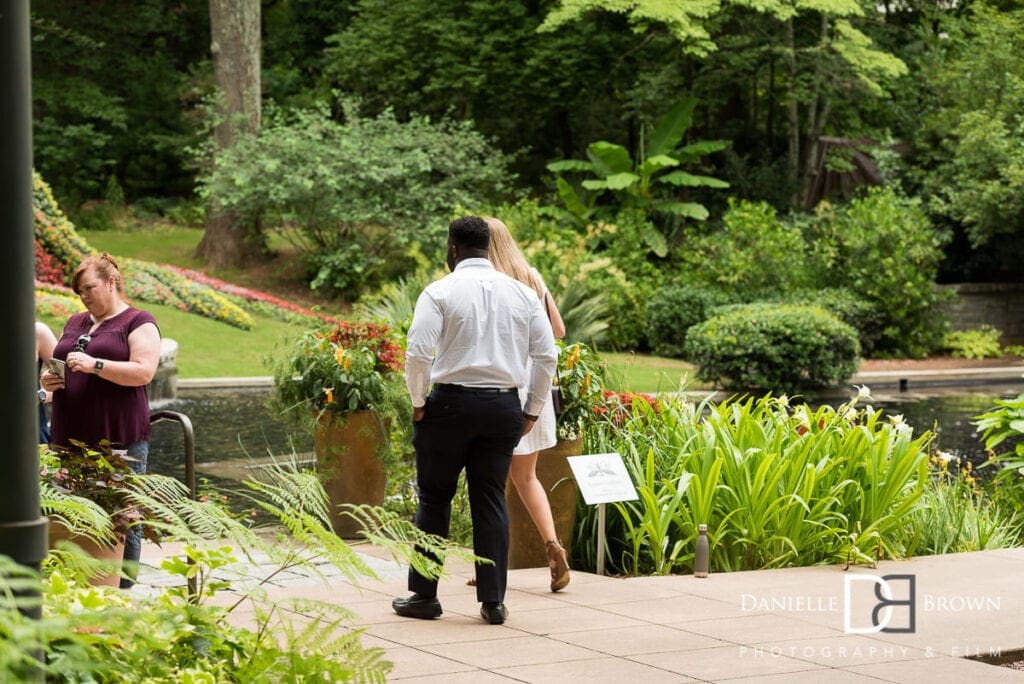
72;334;92;353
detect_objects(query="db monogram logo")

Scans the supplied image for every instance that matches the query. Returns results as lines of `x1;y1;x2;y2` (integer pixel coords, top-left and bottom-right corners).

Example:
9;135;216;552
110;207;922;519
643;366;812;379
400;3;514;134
843;574;916;634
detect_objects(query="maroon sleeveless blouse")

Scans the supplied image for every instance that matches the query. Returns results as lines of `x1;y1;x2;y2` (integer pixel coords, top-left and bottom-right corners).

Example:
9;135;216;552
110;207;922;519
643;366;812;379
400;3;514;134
49;307;159;449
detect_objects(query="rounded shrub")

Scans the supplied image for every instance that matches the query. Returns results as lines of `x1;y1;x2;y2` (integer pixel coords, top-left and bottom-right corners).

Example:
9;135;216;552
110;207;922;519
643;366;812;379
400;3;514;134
684;303;861;393
646;283;730;358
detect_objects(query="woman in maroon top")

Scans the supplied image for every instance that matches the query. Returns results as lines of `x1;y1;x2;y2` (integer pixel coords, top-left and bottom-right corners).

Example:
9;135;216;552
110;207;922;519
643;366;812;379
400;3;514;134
40;253;161;588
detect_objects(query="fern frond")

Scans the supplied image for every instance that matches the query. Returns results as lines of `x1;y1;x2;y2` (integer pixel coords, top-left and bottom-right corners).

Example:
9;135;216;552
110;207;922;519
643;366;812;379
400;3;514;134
342;504;487;579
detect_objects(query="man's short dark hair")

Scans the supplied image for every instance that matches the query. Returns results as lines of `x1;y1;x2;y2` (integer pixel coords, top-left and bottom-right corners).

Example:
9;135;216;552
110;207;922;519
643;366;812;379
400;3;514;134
449;216;490;251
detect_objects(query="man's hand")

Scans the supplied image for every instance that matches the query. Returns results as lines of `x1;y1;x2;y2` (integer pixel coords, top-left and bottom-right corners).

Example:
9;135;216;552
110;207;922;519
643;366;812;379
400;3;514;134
413;406;426;422
522;413;538;436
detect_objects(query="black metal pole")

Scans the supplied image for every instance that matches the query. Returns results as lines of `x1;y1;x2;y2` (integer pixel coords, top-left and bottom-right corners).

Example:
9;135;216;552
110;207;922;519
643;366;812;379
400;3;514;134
0;0;50;618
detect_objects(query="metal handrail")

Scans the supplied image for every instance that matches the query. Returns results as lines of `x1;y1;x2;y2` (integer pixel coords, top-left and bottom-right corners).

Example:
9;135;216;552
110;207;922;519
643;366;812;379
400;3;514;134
150;410;196;500
149;409;197;602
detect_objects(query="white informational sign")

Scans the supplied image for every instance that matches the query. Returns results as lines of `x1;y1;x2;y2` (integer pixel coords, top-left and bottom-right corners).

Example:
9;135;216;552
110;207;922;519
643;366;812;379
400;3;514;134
567;453;639;505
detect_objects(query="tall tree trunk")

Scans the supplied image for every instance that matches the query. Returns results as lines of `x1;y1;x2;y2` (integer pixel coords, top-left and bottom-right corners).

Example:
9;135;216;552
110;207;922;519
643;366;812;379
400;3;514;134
799;15;831;208
767;55;776;149
196;0;265;269
784;18;800;205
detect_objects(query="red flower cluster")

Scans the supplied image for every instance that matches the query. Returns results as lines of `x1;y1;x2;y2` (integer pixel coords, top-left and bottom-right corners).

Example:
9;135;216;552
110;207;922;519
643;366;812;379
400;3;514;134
35;239;65;285
795;419;827;436
325;321;404;374
596;390;661;425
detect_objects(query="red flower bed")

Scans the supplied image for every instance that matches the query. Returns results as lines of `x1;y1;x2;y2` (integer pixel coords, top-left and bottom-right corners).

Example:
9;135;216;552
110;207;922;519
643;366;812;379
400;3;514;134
35;239;65;285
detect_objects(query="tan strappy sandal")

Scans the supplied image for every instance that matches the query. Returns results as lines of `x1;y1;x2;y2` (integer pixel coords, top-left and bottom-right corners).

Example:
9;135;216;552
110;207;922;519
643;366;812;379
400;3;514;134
546;539;570;592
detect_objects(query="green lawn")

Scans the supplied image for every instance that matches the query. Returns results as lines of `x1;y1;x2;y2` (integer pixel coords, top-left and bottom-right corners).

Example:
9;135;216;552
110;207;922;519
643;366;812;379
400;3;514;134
602;351;706;393
69;224;706;388
41;303;302;378
81;225;207;269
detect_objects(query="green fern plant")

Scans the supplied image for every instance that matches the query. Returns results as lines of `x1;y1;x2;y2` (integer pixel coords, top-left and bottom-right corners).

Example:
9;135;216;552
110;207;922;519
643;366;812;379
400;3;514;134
3;460;484;682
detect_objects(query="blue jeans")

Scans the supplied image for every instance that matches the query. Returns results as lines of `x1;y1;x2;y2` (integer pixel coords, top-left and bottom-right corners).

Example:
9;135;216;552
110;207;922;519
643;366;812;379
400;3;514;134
120;439;149;589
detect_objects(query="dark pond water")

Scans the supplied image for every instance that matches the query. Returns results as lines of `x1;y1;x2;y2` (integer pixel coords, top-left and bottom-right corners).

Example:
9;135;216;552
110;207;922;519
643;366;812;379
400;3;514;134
858;388;1023;466
148;387;313;492
147;384;1024;489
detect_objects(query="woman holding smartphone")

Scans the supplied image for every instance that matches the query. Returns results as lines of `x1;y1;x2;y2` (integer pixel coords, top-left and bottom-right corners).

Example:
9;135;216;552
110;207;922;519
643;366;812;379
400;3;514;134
39;253;161;588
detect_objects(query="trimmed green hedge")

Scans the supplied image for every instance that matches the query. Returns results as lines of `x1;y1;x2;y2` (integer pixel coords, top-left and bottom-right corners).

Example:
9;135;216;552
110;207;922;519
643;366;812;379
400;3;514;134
685;303;860;393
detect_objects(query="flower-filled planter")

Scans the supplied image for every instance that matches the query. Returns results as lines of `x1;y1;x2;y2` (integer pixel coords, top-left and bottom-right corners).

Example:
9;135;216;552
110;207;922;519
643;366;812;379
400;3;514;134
47;520;126;587
270;321;406;539
313;410;389;538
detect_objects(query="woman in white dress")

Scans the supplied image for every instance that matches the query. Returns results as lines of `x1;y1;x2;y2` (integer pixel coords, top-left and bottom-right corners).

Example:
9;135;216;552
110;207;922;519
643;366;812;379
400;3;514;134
485;217;570;592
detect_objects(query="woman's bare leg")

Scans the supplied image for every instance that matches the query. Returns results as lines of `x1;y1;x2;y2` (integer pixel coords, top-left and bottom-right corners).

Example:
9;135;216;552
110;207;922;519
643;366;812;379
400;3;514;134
510;452;570;591
509;452;557;542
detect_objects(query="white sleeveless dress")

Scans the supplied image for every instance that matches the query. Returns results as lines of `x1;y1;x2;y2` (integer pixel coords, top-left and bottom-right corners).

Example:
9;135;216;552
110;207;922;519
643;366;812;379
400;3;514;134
515;369;557;455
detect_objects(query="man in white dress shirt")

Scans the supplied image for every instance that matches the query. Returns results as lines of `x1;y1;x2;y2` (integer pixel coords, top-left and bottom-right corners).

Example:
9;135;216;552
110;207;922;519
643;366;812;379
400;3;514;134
393;215;558;625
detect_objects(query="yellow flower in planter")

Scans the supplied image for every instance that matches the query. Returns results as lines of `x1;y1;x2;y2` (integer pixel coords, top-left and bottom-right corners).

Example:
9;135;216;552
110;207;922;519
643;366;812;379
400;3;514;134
555;341;605;441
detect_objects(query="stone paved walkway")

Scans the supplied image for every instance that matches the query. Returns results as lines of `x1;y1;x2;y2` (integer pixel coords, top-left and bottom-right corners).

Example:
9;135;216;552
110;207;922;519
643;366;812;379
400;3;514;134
134;541;1024;683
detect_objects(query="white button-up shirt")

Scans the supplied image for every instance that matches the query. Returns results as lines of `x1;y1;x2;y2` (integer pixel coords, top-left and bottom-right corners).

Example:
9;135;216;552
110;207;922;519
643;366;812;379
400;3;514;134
405;258;557;416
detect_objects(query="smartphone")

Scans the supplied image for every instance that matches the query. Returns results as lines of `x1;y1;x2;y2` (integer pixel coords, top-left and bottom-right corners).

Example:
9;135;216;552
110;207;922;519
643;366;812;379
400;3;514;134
45;358;66;382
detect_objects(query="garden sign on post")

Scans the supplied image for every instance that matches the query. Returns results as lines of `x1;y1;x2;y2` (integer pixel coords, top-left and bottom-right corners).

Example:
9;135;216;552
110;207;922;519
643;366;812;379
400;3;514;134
567;453;638;576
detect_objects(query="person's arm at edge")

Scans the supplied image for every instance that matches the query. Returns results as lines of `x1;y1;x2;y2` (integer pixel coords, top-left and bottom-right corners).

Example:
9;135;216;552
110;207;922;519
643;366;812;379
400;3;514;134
36;321;57;361
544;290;566;340
36;321;58;402
406;290;442;421
524;299;557;419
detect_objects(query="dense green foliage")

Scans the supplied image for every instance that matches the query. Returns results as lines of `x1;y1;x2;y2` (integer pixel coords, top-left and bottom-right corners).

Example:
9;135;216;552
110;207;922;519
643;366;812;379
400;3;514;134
681;198;812;301
574;392;1019;576
31;0;208;206
941;326;1004;360
197;101;514;298
805;187;949;357
548;96;730;256
29;0;1024;287
685;303;861;392
903;5;1024;279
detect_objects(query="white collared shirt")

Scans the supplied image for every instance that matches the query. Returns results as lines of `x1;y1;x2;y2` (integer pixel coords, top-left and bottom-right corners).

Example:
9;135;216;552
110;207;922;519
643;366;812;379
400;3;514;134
405;258;557;415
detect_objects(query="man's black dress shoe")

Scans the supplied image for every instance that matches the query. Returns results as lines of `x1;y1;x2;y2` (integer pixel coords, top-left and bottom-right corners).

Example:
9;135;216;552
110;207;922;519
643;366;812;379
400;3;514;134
480;602;508;625
392;593;442;619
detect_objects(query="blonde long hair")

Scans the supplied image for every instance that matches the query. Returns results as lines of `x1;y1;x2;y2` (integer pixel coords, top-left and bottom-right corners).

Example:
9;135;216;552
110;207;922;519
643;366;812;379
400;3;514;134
485;217;545;300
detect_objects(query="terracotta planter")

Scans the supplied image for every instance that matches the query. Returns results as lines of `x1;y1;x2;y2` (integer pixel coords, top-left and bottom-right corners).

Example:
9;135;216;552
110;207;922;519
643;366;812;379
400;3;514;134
314;410;388;539
48;519;125;587
506;437;583;569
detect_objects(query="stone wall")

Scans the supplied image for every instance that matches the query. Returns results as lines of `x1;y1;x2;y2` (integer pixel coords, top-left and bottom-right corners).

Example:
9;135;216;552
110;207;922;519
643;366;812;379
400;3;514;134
938;283;1024;345
148;337;178;401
